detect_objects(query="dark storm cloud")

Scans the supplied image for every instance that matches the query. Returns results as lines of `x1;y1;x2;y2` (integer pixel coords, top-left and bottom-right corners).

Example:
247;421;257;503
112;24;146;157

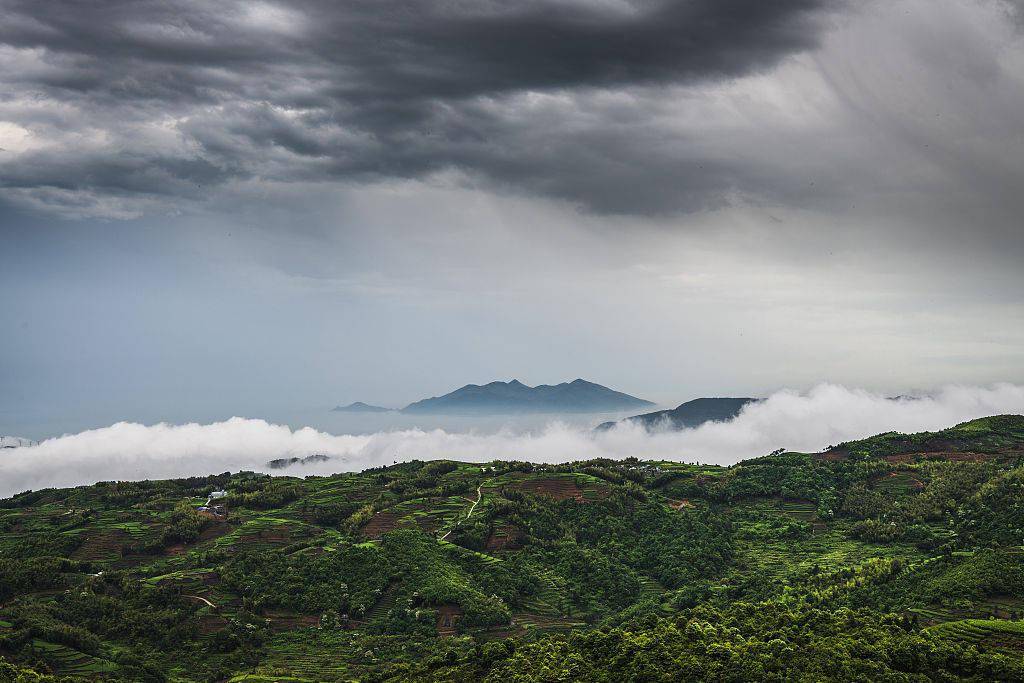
0;0;839;216
0;0;832;96
307;0;831;99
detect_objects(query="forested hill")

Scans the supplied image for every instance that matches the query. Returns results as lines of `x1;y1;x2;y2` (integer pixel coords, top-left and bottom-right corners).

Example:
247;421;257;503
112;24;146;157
2;416;1024;681
596;396;757;431
401;378;654;414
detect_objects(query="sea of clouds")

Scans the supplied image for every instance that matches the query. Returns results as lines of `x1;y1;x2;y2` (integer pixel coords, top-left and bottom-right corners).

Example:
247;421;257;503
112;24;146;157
3;383;1024;497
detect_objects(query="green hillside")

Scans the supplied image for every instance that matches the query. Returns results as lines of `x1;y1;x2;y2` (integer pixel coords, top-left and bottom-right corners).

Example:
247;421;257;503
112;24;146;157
2;416;1024;681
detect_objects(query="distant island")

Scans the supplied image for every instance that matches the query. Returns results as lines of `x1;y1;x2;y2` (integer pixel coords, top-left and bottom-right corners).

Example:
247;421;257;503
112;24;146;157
597;397;758;431
401;379;654;414
332;402;393;413
267;454;332;468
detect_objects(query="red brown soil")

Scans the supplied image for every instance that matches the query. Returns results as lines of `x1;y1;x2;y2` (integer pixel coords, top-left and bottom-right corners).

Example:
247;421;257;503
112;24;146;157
361;512;400;539
197;522;232;543
160;523;233;557
71;530;130;561
264;611;323;631
891;471;925;489
667;499;694;510
476;627;520;640
864;471;925;491
817;449;1011;464
983;634;1024;651
436;605;463;637
239;528;291;544
413;516;441;534
486;524;524;551
194;571;219;585
883;451;993;464
111;554;150;569
815;451;848;462
512;478;585;501
197;615;229;634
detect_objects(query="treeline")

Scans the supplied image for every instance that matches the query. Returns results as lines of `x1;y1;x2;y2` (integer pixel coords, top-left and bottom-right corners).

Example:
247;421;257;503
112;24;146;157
391;601;1024;682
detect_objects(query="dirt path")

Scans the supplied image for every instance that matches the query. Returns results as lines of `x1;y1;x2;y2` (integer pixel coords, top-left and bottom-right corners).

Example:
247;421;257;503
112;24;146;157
466;484;482;519
184;594;216;609
439;483;483;542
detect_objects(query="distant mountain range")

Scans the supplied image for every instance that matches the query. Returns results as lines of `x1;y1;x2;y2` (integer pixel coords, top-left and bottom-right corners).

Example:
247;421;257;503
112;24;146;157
401;379;654;414
332;402;393;413
597;397;758;431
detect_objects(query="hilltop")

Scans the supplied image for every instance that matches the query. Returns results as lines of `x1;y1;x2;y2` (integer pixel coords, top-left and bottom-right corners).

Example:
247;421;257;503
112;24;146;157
401;378;654;414
2;414;1024;681
597;396;757;431
824;414;1024;459
331;402;392;413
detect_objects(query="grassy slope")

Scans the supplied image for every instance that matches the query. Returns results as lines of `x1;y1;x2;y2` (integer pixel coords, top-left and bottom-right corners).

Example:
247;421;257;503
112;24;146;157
0;416;1023;681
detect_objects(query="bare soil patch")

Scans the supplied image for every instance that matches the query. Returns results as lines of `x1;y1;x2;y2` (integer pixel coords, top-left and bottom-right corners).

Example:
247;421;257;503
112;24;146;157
486;524;524;551
239;528;291;544
815;450;848;462
436;605;463;637
361;512;400;539
264;611;322;631
198;615;229;634
71;530;130;561
197;522;232;543
513;478;584;501
884;451;991;464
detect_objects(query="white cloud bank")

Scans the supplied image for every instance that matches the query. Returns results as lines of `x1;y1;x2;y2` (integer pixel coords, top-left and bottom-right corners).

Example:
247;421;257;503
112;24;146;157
3;383;1024;497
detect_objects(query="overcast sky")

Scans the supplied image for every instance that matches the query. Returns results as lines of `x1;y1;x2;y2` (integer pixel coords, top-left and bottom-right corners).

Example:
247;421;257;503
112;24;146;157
2;0;1024;438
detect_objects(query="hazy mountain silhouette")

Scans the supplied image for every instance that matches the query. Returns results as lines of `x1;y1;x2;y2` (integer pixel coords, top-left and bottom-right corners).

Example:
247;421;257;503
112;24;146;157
402;379;654;414
332;402;393;413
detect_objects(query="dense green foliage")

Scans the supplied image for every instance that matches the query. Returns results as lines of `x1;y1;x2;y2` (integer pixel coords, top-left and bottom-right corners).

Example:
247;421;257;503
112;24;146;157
1;416;1024;681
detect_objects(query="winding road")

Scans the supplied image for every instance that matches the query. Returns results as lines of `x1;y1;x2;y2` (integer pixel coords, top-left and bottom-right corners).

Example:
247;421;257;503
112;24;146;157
183;594;216;609
439;483;483;542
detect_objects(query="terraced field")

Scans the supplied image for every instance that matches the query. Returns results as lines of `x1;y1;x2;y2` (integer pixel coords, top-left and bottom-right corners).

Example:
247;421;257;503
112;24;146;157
517;567;564;615
872;470;925;494
929;618;1024;653
361;511;401;539
490;471;611;502
70;528;132;561
3;416;1024;681
24;640;118;677
486;522;524;551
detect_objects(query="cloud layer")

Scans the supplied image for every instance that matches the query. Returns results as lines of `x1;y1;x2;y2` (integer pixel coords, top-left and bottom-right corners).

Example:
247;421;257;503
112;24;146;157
0;0;843;218
2;0;1021;254
3;382;1022;497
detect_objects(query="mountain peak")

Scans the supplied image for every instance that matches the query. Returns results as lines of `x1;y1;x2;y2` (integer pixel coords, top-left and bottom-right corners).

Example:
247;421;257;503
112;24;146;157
402;378;653;414
332;401;392;413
